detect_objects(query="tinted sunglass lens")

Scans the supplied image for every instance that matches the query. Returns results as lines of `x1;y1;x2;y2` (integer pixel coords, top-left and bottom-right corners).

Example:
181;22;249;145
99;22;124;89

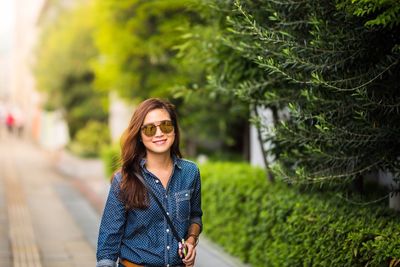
160;121;174;133
142;121;173;137
143;125;156;136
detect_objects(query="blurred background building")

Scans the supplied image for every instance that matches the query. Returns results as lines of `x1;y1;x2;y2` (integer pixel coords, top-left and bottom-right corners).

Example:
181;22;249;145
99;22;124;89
0;1;15;101
0;0;45;140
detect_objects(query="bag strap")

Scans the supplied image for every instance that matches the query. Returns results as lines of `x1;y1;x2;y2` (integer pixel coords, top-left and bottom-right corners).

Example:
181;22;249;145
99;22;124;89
134;172;183;244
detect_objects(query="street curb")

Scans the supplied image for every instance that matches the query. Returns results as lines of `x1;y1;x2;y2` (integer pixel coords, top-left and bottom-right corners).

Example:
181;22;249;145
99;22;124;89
49;149;108;216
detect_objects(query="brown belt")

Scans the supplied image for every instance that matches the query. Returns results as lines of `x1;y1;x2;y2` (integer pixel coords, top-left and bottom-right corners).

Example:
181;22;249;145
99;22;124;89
120;259;143;267
120;259;184;267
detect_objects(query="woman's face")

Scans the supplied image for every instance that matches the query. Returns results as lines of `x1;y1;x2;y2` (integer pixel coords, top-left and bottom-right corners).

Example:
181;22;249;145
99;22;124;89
141;108;175;156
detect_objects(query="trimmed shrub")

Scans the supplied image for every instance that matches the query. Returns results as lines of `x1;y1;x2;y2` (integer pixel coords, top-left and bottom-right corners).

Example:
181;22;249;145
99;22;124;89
100;143;121;178
68;120;110;158
200;162;400;267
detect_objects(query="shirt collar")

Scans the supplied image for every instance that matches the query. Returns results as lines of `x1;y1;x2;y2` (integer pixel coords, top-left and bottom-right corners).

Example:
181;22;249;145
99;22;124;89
140;155;182;170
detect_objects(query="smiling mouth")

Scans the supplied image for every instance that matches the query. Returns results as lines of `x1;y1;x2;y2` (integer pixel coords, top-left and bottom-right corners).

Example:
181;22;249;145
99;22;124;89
153;139;167;145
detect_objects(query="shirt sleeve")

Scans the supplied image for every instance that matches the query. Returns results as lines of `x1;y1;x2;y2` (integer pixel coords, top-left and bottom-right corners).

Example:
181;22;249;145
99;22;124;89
96;172;126;266
190;166;203;232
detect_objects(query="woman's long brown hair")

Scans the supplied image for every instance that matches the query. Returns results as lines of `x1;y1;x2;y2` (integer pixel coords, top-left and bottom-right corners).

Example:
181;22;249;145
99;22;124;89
118;98;182;210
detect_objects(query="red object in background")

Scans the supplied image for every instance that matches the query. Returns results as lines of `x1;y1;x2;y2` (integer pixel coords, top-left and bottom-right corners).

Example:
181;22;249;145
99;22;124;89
6;113;15;127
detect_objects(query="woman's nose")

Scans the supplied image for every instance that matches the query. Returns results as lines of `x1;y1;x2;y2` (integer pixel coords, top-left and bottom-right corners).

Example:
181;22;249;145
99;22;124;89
154;125;164;137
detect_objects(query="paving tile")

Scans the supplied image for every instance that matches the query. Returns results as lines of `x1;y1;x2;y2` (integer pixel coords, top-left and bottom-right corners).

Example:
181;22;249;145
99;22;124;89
0;137;96;266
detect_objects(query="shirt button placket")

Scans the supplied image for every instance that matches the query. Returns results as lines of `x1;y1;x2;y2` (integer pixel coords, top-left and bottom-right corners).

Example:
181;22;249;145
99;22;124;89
163;186;172;267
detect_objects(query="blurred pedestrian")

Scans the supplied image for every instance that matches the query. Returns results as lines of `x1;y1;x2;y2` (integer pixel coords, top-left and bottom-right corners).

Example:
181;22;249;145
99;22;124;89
13;106;25;138
97;98;202;267
5;111;15;134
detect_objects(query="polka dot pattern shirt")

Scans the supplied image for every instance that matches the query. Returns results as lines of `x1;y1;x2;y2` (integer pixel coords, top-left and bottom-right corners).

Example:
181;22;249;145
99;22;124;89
96;157;202;267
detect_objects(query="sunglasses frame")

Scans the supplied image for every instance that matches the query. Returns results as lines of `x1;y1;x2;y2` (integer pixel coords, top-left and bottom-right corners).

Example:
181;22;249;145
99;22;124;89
141;120;174;137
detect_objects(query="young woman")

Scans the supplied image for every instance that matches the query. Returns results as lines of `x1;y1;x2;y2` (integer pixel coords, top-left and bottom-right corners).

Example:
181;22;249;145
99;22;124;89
96;98;202;267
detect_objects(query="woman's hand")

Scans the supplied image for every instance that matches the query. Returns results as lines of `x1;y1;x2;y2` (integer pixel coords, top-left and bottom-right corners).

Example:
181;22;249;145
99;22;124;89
182;241;196;267
178;237;197;267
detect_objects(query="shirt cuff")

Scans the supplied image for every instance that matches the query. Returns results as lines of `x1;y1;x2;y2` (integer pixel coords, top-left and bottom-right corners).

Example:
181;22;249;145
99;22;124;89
96;259;117;267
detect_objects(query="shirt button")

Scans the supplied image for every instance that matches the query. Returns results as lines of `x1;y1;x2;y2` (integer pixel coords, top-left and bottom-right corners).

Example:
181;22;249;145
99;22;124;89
166;229;170;233
167;265;170;267
165;195;168;198
167;246;170;250
166;212;169;215
155;180;159;183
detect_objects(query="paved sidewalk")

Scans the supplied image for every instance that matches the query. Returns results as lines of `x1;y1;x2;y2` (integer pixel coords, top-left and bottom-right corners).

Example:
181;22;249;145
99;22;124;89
0;136;96;267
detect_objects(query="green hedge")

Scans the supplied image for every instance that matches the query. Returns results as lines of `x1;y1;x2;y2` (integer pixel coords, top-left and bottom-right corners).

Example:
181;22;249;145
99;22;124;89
68;120;110;158
100;143;121;178
200;162;400;267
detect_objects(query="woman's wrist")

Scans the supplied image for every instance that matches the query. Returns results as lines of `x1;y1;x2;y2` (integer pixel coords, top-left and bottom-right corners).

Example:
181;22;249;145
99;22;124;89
186;234;199;246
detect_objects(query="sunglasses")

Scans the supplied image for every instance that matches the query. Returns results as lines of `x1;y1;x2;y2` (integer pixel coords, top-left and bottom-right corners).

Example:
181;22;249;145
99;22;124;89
141;120;174;137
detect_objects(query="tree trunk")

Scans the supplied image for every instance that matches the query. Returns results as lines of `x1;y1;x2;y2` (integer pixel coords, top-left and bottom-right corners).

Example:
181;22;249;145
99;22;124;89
253;105;275;183
242;121;250;161
389;194;400;211
185;139;197;158
352;174;364;194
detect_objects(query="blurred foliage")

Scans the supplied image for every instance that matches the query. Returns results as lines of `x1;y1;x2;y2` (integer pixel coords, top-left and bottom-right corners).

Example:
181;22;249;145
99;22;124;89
172;0;250;158
100;142;121;178
68;120;110;158
201;161;400;266
91;0;249;158
34;2;108;139
91;0;198;99
203;0;400;185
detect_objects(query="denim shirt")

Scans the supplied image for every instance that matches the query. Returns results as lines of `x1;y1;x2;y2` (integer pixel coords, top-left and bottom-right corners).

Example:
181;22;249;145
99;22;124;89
96;157;202;267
